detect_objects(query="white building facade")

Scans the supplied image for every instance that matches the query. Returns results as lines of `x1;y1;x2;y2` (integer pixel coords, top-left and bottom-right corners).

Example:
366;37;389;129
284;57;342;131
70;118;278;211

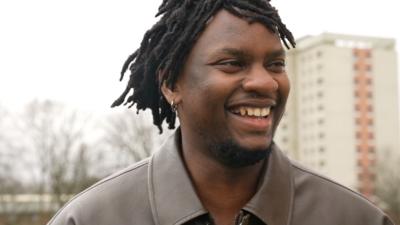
275;33;400;198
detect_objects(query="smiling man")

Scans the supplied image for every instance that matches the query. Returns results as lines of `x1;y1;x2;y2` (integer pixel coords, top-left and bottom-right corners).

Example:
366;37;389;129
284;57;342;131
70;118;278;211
167;10;289;171
48;1;393;225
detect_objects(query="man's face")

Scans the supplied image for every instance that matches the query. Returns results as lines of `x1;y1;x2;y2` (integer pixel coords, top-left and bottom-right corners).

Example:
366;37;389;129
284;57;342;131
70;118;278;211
174;10;289;166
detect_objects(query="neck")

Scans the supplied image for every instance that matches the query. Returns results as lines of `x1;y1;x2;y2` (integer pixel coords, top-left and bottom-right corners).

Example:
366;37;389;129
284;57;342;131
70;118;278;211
180;132;266;225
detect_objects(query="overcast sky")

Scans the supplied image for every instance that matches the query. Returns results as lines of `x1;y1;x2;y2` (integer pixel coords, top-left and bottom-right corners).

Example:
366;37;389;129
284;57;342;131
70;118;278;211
1;0;399;113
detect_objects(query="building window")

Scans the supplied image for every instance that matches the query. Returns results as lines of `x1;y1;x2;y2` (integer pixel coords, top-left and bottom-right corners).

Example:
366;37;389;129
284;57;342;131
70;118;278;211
368;146;375;153
368;132;374;139
368;119;373;125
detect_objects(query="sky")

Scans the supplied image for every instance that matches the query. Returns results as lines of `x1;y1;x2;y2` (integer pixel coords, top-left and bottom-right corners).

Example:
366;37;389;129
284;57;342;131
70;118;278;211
0;0;399;113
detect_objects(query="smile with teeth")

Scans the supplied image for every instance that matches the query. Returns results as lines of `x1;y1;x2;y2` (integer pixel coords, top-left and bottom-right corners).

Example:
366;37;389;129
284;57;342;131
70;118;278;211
231;106;271;118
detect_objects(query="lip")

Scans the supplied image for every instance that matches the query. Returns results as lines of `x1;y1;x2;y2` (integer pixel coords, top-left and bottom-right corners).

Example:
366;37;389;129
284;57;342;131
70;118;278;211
226;98;277;110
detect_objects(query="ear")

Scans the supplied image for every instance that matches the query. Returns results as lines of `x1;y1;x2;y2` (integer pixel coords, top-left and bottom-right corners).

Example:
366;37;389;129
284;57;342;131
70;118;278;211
160;72;182;106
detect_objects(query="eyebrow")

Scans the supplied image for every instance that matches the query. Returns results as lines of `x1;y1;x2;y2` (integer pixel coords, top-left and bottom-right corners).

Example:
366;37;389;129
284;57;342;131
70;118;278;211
267;49;286;59
215;48;248;58
212;47;286;59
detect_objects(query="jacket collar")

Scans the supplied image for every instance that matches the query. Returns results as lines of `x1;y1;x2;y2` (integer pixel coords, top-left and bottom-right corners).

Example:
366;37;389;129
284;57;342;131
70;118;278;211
148;129;207;225
243;142;294;225
149;129;294;225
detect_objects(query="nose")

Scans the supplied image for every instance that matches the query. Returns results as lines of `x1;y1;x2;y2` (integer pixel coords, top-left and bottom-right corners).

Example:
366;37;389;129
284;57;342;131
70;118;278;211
241;65;279;96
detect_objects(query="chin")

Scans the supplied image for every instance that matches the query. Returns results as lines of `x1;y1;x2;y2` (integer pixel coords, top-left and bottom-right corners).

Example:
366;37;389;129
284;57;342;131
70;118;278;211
208;137;271;168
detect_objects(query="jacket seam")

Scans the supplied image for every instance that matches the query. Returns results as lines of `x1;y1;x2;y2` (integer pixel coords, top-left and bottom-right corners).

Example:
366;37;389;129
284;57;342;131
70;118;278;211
286;163;295;225
148;154;161;225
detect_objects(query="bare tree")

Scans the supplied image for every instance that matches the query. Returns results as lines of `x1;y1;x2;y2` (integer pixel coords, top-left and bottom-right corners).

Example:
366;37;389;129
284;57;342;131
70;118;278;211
18;100;98;208
0;105;11;192
375;149;400;224
101;109;173;170
0;105;25;225
0;106;21;194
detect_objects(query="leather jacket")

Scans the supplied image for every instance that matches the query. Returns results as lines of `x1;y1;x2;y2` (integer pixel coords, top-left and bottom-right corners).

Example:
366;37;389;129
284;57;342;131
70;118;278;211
48;130;394;225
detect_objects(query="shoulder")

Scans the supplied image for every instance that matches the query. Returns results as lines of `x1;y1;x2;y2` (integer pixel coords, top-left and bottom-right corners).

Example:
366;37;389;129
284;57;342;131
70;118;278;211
47;158;154;225
289;161;393;225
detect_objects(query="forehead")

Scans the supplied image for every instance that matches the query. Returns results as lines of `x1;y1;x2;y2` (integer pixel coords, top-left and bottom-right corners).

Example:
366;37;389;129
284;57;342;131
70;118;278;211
190;9;283;57
209;9;273;33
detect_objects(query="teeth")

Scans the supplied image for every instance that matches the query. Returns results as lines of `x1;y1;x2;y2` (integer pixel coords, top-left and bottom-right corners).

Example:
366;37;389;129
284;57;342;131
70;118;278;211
254;108;261;117
261;107;270;117
247;108;254;116
240;108;246;116
233;107;271;117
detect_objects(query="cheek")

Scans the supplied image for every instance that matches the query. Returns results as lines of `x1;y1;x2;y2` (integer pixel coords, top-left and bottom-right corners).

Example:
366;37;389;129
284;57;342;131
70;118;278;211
277;75;290;101
181;79;223;114
179;63;241;116
194;83;227;114
183;77;236;130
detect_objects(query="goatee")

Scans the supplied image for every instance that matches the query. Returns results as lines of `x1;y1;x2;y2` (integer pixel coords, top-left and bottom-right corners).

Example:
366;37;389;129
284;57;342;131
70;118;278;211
209;138;270;168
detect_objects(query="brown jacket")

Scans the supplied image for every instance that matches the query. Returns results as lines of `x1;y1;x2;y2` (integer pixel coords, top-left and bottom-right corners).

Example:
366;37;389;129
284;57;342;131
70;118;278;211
48;131;394;225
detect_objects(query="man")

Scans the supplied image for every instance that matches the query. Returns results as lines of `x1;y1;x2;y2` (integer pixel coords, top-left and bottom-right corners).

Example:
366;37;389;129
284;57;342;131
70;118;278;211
48;0;394;225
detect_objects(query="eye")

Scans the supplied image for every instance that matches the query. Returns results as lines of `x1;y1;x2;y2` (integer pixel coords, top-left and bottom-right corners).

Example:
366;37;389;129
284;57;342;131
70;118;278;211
214;59;245;73
266;60;286;73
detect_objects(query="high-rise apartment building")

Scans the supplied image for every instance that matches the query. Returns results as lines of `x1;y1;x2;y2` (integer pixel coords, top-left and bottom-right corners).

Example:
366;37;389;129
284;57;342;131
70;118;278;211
275;33;400;198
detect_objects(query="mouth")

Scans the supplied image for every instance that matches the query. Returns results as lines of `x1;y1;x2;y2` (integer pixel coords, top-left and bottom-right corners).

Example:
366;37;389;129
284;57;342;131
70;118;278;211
226;105;274;132
229;106;272;118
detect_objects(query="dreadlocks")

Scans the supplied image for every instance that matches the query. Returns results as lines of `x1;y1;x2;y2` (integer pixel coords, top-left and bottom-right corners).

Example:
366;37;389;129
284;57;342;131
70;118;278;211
111;0;296;133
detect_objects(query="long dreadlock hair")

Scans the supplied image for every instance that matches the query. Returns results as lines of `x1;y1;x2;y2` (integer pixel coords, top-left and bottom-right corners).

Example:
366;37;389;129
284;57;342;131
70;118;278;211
111;0;296;133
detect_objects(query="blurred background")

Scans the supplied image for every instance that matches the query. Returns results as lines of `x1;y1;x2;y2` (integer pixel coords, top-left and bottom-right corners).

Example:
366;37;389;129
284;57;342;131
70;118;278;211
0;0;399;224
